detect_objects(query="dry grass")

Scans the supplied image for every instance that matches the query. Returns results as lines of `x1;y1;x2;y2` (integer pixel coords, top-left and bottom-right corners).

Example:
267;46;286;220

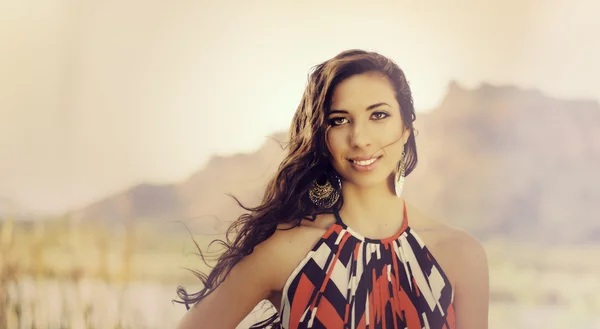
1;217;599;329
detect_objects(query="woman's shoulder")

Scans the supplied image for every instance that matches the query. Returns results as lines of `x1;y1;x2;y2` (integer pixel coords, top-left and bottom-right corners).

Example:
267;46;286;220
407;202;482;246
257;215;335;293
406;203;488;288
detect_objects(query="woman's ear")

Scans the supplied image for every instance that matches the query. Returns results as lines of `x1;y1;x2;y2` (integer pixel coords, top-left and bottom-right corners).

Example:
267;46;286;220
402;127;411;146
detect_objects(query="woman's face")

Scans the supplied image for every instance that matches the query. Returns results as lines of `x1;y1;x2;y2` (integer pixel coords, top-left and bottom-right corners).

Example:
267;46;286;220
325;72;409;189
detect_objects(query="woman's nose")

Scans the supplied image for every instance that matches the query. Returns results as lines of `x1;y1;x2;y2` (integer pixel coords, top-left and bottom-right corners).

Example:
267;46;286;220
350;123;372;149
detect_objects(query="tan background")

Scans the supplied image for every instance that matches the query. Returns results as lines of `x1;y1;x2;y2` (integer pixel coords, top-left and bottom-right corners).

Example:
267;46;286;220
1;1;599;328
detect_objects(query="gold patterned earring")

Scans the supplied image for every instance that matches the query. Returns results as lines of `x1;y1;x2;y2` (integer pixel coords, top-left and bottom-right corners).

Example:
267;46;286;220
394;151;406;198
308;171;341;208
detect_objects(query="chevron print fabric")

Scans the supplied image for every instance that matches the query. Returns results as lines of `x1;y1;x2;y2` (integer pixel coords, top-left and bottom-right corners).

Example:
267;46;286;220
279;203;455;329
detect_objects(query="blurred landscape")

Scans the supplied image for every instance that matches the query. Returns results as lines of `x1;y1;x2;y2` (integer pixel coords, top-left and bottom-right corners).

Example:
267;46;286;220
2;83;600;328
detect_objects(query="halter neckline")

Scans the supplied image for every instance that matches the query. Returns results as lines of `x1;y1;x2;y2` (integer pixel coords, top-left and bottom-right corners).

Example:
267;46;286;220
332;200;409;244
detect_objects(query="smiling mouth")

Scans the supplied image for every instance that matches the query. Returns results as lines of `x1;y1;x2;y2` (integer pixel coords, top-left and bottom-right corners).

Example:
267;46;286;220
348;156;381;166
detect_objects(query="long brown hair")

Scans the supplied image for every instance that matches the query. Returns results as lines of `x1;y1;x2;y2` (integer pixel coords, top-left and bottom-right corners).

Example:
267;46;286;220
174;49;419;328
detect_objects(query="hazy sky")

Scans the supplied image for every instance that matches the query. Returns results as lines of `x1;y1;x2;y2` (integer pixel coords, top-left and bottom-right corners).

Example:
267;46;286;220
1;0;599;215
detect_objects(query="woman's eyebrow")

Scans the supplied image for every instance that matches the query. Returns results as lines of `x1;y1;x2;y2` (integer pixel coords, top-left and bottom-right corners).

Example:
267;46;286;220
329;102;391;115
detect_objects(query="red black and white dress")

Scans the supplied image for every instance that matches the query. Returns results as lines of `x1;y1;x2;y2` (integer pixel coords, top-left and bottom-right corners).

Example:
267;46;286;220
278;202;455;329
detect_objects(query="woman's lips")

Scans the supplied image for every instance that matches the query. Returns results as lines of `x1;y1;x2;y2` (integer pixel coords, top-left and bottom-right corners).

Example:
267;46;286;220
348;156;382;172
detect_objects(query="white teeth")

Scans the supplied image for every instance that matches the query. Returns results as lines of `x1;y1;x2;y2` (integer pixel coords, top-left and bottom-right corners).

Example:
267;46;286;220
352;158;377;166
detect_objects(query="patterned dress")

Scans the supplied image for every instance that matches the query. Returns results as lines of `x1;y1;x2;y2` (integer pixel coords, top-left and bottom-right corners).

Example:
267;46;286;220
278;202;455;329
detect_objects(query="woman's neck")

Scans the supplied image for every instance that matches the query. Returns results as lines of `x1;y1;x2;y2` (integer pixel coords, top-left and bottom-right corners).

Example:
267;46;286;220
337;179;405;231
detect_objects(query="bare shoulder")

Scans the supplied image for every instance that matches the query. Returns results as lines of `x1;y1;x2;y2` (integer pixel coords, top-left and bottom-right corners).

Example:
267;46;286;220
406;203;488;288
432;225;490;327
176;217;330;329
440;226;489;286
398;203;491;328
407;206;490;328
260;217;332;297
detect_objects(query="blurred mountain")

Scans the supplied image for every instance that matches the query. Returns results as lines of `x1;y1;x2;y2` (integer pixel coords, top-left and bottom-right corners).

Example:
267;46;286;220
67;82;600;243
67;183;183;222
406;81;600;243
66;133;287;234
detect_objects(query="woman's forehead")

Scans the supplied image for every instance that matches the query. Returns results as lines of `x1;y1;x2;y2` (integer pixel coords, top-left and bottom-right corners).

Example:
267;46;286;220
329;73;397;112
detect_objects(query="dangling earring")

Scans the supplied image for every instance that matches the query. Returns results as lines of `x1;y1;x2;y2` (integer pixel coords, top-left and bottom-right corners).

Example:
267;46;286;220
308;171;341;208
394;151;406;198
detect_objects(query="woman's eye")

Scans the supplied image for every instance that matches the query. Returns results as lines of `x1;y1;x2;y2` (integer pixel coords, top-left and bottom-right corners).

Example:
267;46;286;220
372;112;390;120
329;117;348;126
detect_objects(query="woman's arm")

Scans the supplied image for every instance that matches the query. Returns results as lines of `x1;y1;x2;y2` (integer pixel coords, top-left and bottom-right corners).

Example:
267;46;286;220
176;236;281;329
453;233;490;329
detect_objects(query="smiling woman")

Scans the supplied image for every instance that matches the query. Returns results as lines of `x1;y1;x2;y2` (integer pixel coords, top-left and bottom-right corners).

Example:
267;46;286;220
325;72;410;190
174;49;489;329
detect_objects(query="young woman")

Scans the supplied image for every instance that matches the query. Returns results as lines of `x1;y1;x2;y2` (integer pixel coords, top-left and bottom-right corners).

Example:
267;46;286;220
175;49;489;329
